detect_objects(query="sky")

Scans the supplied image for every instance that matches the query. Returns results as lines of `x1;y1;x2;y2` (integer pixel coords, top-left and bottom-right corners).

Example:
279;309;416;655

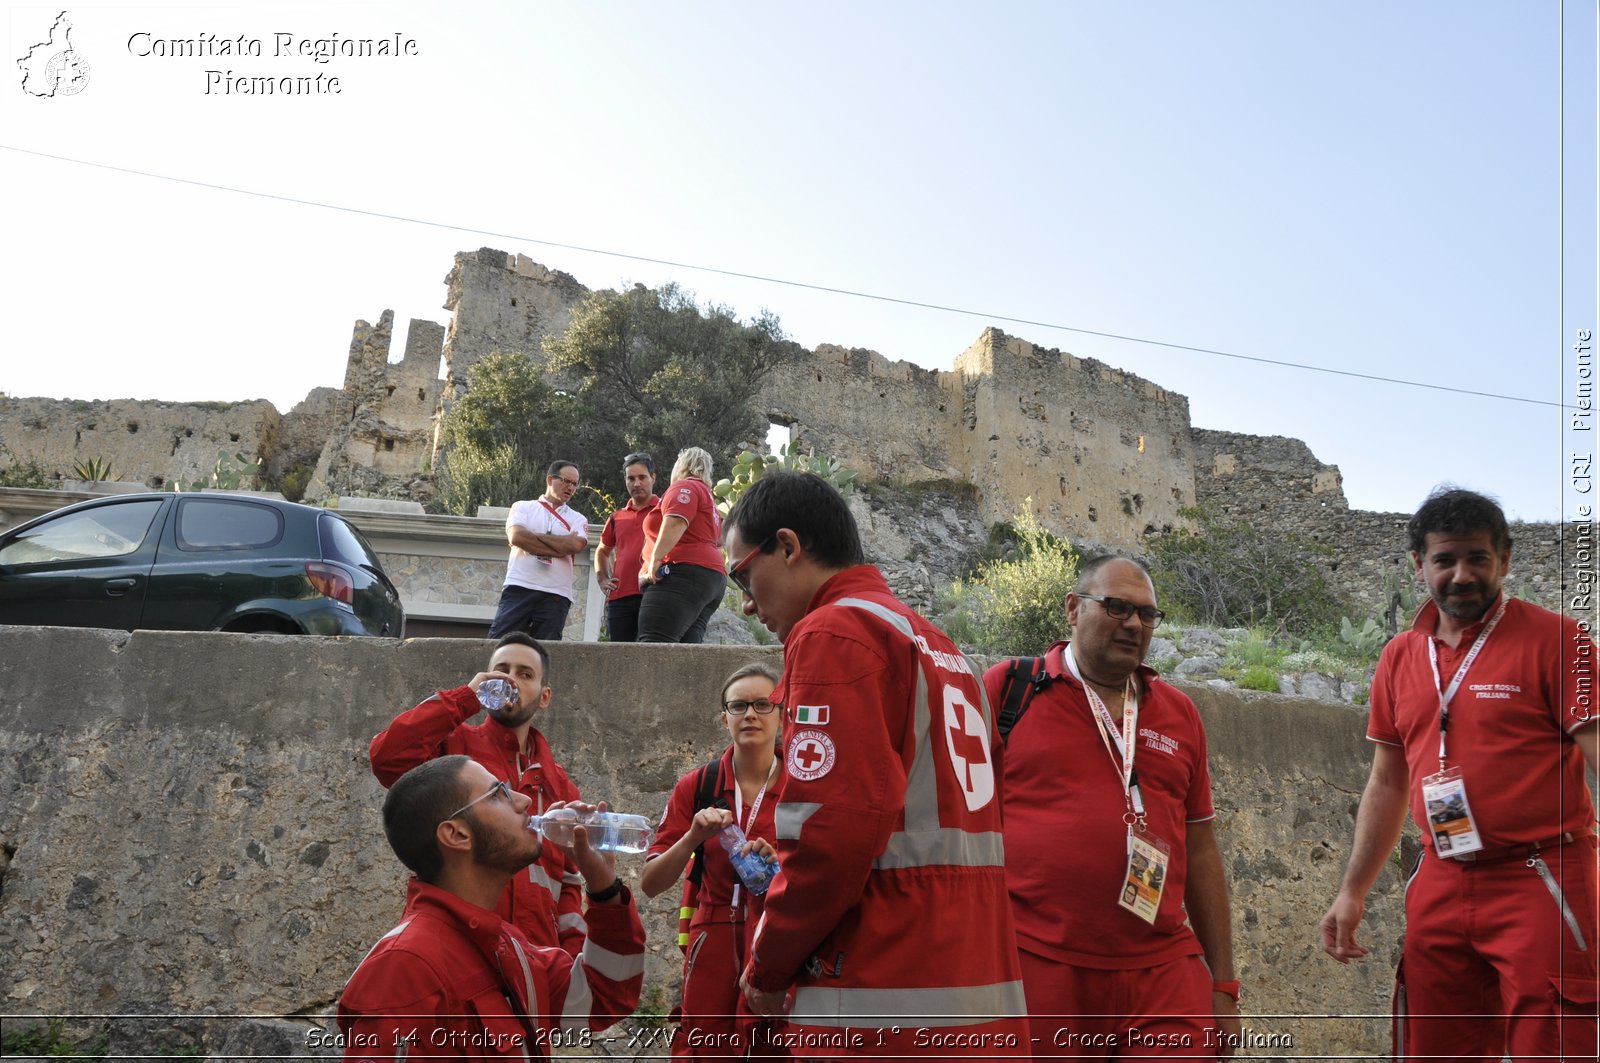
2;1;1595;524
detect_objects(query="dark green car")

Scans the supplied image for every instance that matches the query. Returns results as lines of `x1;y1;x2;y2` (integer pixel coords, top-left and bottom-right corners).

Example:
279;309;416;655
0;493;405;637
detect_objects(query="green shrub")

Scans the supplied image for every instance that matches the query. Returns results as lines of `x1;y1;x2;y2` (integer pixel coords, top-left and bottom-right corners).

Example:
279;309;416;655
1237;665;1281;692
932;503;1078;655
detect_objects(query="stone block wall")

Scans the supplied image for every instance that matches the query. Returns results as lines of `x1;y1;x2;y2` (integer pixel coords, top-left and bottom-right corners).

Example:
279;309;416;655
441;249;588;391
0;627;1413;1059
1193;428;1574;618
955;329;1196;548
0;396;279;490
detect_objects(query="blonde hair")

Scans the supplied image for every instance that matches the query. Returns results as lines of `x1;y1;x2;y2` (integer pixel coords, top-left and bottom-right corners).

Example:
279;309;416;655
672;446;714;484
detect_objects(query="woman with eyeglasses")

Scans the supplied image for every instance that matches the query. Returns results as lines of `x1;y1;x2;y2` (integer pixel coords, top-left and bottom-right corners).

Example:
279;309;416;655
640;661;788;1059
637;446;727;643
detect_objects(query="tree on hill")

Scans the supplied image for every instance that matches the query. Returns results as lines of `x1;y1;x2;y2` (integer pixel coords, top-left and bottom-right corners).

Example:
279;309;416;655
542;283;802;469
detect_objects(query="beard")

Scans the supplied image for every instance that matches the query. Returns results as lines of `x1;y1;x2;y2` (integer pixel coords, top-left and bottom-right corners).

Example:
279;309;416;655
1431;581;1497;622
466;810;540;873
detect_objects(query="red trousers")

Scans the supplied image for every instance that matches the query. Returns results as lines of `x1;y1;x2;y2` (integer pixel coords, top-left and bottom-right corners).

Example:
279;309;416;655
1396;838;1599;1061
1020;948;1219;1059
674;915;788;1061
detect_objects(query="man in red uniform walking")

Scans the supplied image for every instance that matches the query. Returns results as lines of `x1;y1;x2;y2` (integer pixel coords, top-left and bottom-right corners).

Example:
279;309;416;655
726;470;1027;1058
1321;487;1600;1060
987;555;1240;1058
370;634;587;954
337;755;644;1060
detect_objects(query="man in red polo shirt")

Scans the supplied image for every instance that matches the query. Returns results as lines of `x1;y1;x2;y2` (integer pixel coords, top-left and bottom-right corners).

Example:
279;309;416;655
594;451;659;643
1321;487;1600;1061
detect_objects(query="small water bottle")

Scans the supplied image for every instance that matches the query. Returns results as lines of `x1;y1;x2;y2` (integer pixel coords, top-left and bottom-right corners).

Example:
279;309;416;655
528;808;654;854
718;823;780;895
476;678;518;712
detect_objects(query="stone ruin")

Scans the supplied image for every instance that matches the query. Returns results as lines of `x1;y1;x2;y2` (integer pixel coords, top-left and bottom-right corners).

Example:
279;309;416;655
0;247;1578;614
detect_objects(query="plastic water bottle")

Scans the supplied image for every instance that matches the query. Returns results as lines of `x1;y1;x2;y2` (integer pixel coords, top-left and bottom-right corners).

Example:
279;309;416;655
719;823;780;895
476;678;518;712
528;808;653;854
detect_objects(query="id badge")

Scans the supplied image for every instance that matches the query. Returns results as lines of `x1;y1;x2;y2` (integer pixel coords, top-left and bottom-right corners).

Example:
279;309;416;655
1421;767;1483;856
1117;828;1171;924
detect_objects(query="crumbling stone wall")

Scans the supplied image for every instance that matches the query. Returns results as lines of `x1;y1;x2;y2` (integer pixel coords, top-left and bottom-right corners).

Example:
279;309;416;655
303;311;446;504
1192;428;1571;618
0;396;277;490
440;248;587;390
953;329;1196;548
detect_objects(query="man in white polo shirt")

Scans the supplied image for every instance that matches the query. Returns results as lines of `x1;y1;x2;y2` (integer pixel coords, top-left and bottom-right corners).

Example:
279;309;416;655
487;460;588;640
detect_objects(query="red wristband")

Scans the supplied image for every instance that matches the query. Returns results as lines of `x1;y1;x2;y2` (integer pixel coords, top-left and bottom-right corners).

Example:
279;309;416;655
1212;979;1240;1001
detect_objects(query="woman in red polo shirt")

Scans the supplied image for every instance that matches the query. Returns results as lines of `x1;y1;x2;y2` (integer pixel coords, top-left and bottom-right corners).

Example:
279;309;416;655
641;662;786;1060
637;446;726;643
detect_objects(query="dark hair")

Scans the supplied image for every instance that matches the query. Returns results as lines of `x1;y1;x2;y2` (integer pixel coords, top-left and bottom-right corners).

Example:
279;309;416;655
1076;553;1152;594
622;452;655;476
492;632;551;686
720;660;782;705
546;460;577;480
1407;487;1512;556
724;470;864;569
383;755;473;883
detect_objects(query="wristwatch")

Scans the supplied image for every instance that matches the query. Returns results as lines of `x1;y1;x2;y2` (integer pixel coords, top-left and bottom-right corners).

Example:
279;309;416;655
586;876;625;903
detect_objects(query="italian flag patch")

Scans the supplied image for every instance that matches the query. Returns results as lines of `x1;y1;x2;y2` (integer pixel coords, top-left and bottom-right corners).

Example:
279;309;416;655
793;704;830;725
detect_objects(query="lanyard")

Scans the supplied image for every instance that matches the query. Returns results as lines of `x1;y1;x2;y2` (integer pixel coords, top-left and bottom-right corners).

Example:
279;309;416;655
1425;595;1507;769
538;498;573;531
729;759;776;913
1065;645;1145;830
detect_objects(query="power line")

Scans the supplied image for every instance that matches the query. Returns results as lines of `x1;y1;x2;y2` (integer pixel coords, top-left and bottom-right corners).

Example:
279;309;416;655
1;143;1565;410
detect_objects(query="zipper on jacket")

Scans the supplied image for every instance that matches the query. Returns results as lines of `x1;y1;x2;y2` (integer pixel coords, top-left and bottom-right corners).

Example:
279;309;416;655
1531;855;1589;951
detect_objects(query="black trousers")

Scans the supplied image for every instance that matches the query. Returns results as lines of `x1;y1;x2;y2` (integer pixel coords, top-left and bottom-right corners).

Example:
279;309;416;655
637;564;724;644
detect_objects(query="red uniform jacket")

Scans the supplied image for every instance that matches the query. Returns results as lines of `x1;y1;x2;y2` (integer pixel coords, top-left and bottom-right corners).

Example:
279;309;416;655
746;566;1028;1057
337;879;645;1061
370;687;585;954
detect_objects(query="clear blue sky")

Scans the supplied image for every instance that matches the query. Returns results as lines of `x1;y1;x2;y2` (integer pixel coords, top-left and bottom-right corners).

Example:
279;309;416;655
2;2;1592;523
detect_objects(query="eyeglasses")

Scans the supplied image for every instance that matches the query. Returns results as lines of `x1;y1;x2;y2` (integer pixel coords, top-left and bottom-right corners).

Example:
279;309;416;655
723;699;778;716
448;780;513;820
622;452;654;471
554;476;580;488
726;535;775;594
1076;593;1165;627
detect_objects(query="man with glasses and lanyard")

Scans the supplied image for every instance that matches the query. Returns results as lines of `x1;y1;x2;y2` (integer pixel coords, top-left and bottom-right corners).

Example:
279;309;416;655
1321;488;1599;1060
488;460;588;640
338;755;644;1060
985;554;1241;1058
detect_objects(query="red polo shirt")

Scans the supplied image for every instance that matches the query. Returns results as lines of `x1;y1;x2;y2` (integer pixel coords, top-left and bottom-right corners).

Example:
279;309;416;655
599;495;658;600
1368;594;1597;851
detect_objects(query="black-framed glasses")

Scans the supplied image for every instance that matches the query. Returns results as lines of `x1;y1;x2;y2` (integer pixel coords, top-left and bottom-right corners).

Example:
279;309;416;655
723;698;778;716
449;780;513;820
1076;593;1165;627
727;535;776;594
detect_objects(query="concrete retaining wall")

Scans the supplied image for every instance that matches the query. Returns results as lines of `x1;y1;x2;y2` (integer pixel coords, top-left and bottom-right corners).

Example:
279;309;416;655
0;628;1412;1059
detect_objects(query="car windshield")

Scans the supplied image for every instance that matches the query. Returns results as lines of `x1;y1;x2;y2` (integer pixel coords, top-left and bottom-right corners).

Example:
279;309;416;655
0;500;164;565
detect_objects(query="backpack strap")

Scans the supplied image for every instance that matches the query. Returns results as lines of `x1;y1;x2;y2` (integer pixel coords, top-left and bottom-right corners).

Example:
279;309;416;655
685;757;724;888
997;655;1053;745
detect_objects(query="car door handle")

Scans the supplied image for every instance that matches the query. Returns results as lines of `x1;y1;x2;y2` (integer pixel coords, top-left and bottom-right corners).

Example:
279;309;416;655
104;578;138;596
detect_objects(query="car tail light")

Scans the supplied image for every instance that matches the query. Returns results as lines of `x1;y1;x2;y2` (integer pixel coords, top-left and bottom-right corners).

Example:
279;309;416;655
305;562;353;605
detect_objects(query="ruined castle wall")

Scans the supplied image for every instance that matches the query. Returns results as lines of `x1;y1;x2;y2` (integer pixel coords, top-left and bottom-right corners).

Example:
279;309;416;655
0;396;278;490
756;344;961;483
1192;428;1573;619
440;249;588;391
954;329;1196;549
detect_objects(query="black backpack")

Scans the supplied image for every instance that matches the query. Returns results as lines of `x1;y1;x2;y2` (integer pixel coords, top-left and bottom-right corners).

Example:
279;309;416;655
995;655;1055;744
685;757;729;887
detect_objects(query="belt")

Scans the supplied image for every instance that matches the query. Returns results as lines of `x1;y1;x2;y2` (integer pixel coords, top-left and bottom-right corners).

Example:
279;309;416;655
1448;832;1578;863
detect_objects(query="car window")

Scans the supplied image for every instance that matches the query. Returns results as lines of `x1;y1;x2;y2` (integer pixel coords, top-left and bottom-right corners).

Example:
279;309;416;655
320;513;382;570
0;499;165;565
176;498;284;551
